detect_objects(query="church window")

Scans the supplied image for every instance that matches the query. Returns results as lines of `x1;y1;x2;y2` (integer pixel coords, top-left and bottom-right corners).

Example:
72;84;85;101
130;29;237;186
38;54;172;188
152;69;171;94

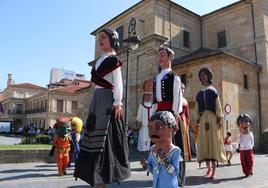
244;73;248;89
116;25;124;48
217;30;226;48
183;30;190;48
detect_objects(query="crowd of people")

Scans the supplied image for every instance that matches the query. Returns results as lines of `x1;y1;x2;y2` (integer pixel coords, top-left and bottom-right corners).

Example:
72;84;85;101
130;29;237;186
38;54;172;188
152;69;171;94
45;28;255;187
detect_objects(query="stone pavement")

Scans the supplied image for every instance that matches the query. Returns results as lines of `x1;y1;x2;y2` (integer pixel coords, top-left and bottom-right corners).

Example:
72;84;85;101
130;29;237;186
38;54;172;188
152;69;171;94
0;152;268;188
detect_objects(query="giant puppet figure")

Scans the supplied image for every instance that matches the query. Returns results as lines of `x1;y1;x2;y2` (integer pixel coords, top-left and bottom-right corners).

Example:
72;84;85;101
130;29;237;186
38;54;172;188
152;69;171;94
152;46;185;187
195;67;226;179
179;83;191;162
74;28;130;188
54;123;71;176
136;80;155;157
68;117;83;166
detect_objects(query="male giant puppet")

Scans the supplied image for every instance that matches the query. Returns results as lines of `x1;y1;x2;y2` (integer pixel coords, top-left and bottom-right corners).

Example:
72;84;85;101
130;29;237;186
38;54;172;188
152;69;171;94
152;46;185;187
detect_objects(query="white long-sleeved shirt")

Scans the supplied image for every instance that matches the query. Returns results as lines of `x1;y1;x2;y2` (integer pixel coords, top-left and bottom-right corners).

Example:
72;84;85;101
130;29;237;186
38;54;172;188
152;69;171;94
94;51;123;106
237;132;254;150
155;68;183;115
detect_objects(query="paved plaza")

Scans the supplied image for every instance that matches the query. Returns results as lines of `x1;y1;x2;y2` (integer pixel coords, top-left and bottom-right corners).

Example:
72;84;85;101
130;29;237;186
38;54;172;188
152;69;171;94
0;151;268;188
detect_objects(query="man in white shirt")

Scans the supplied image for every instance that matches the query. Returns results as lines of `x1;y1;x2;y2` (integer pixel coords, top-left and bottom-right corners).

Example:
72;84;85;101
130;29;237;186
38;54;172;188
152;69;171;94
152;46;185;187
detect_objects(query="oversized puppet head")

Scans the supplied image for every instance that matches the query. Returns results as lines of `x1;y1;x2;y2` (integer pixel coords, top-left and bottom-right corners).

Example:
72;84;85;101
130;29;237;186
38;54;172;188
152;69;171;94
99;28;120;50
57;124;71;138
148;111;177;144
54;117;71;130
198;67;213;85
71;117;83;133
237;113;252;134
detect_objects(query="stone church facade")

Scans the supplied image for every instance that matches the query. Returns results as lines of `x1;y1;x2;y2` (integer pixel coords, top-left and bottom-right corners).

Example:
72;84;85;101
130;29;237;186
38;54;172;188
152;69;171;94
89;0;268;147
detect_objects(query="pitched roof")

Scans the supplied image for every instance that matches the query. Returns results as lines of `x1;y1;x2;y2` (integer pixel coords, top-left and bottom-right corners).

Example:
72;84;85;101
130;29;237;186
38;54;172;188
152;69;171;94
49;84;90;94
172;47;258;67
90;0;200;35
10;83;47;90
75;86;91;93
173;48;222;65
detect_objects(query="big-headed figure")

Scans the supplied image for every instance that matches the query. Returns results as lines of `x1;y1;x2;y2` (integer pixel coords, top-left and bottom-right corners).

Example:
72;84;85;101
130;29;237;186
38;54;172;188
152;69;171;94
74;29;130;188
152;46;185;187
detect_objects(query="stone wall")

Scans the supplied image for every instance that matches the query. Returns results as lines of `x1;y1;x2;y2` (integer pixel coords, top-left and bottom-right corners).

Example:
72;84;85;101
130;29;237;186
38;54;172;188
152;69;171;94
173;54;260;145
0;149;55;164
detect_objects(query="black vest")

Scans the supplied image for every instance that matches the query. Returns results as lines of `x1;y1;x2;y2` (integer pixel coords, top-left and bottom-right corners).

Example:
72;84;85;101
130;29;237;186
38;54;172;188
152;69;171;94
153;71;174;104
196;86;218;113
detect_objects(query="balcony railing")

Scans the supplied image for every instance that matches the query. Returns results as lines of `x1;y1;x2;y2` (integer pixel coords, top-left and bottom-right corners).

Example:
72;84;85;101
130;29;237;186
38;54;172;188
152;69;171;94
25;108;47;114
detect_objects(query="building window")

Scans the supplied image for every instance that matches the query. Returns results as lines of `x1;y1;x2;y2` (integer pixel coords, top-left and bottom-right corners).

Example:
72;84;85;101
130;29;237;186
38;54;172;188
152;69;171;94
217;30;226;48
183;30;190;48
180;74;187;86
72;101;78;113
57;99;64;112
16;104;23;114
244;74;248;89
116;25;124;48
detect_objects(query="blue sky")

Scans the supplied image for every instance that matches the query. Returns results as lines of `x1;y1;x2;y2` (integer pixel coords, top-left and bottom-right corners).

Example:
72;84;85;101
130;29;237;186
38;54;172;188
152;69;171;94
0;0;238;90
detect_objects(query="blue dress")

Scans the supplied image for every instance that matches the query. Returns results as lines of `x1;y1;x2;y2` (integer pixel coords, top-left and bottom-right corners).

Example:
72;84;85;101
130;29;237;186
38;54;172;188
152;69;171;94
147;146;181;188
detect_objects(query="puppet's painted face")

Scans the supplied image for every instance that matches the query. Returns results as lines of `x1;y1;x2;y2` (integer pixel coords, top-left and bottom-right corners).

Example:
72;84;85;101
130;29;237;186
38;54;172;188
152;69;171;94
71;117;83;133
57;125;70;138
98;31;112;52
148;120;173;143
157;50;171;69
238;120;250;134
143;94;152;102
199;71;209;85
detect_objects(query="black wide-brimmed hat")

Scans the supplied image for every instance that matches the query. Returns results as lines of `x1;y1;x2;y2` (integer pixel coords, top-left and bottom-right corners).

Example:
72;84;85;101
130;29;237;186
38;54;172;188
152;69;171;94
199;67;213;84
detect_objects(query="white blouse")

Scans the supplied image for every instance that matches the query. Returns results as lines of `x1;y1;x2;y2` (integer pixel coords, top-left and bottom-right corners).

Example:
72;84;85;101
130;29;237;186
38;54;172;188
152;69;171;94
155;68;182;115
94;51;123;106
237;132;254;150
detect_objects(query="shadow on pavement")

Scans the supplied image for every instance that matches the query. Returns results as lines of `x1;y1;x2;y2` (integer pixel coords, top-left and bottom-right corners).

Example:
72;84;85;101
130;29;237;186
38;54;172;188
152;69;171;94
0;173;57;182
0;168;56;173
66;180;152;188
185;175;244;186
198;162;241;169
130;167;146;172
35;164;58;168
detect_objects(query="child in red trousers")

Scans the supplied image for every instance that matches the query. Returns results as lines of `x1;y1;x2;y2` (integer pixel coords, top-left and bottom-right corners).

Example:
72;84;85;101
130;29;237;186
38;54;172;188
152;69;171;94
236;113;254;178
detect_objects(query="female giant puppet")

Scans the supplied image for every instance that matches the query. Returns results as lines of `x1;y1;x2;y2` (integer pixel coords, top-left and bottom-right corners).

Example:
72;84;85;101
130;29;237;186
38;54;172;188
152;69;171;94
195;67;226;179
74;29;130;188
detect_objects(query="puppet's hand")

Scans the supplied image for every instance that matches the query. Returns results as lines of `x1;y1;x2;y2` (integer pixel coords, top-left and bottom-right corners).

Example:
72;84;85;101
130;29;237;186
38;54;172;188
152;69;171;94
113;105;123;120
140;156;147;169
157;148;166;160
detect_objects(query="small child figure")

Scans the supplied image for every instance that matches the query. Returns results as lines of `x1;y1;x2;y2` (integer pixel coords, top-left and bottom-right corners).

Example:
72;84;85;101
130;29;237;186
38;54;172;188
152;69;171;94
140;111;181;188
224;131;233;166
236;113;254;178
54;124;71;176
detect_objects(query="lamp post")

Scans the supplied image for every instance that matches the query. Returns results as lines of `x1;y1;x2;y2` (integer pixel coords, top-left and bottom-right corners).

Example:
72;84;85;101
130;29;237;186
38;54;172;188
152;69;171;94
124;17;141;126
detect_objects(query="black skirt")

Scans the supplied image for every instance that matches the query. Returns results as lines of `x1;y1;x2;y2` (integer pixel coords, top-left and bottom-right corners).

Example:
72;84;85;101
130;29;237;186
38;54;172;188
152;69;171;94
74;89;130;186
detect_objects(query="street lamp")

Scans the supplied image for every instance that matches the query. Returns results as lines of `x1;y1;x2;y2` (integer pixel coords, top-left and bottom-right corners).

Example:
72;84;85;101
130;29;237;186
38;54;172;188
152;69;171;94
124;17;141;126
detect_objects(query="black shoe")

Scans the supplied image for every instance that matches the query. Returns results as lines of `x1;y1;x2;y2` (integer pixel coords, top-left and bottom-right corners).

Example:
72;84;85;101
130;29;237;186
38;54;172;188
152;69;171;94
244;174;250;178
